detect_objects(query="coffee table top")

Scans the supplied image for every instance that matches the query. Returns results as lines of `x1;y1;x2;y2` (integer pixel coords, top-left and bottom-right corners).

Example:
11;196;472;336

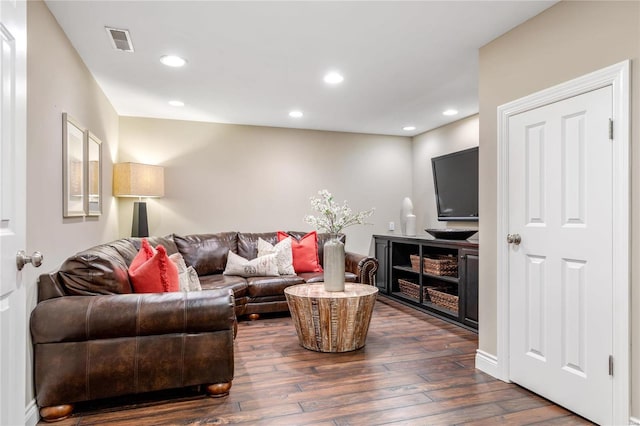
285;283;378;299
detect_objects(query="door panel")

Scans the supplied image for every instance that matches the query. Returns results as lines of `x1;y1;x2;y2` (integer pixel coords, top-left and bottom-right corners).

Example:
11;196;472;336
561;258;587;377
508;86;613;425
561;113;587;225
524;254;546;361
524;123;545;225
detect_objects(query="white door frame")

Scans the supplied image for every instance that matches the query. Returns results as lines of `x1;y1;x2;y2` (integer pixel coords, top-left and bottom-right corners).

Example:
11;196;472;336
496;60;630;425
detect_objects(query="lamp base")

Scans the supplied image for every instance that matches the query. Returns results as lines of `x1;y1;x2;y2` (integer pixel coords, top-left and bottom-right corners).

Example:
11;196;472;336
131;201;149;238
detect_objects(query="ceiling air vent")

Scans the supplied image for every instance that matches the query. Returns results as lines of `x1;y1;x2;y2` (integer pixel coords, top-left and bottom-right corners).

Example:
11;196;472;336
105;27;134;52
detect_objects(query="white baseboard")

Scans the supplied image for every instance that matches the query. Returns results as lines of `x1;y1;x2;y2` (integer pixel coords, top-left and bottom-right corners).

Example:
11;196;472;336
629;416;640;425
475;349;500;379
25;399;38;426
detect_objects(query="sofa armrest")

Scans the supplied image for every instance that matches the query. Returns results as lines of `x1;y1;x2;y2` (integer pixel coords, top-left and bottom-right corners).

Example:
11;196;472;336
31;288;236;344
345;252;378;285
37;272;66;302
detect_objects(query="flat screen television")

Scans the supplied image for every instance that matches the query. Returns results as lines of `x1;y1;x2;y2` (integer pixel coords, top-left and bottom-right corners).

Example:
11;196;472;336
431;147;479;221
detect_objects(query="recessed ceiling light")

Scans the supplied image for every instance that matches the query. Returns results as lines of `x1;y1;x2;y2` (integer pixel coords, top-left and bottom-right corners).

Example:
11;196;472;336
443;109;459;116
160;55;187;67
323;71;344;84
289;110;303;118
168;100;184;107
402;126;416;131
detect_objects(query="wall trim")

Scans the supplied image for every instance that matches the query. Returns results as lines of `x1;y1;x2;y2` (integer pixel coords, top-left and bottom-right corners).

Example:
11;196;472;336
496;60;630;425
25;399;38;426
474;349;502;380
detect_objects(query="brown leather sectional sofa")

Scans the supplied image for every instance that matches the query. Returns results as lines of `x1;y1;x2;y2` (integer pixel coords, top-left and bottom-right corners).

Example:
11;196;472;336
30;231;378;421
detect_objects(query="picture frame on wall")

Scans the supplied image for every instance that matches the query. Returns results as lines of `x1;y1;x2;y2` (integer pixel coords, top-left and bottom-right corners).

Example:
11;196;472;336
62;113;85;217
85;131;102;216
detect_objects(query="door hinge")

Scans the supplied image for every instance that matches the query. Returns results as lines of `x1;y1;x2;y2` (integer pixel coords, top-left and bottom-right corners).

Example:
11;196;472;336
609;118;613;140
609;355;614;376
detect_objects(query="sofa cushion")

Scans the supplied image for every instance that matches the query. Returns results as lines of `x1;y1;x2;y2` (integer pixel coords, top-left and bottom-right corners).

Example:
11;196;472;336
198;273;248;315
198;274;247;291
174;232;238;276
237;232;278;259
223;251;279;277
129;242;180;293
278;231;322;273
257;237;295;275
246;275;305;298
58;240;137;296
129;235;179;257
108;239;142;266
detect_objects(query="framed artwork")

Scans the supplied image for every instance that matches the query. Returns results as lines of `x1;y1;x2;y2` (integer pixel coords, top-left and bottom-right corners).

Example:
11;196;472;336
62;113;85;217
85;132;102;216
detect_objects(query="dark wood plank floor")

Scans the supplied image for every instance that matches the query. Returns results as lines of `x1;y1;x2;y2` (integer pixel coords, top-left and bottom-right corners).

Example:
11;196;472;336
41;296;593;425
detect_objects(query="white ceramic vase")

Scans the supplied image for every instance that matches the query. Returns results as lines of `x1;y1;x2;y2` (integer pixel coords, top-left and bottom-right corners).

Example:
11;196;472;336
405;214;416;236
323;234;345;292
401;197;414;235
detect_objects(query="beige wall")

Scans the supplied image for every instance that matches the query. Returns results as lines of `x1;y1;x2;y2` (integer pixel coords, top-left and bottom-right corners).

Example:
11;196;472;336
411;115;479;234
478;0;639;417
118;117;412;255
26;0;119;403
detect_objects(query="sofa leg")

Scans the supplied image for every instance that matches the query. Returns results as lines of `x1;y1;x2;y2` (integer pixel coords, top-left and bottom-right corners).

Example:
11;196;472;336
40;404;74;422
206;381;232;398
248;313;260;321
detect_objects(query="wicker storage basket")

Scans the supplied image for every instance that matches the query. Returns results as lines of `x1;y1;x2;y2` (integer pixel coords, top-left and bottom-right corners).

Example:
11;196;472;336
423;255;458;276
426;287;459;313
410;255;421;272
398;278;426;299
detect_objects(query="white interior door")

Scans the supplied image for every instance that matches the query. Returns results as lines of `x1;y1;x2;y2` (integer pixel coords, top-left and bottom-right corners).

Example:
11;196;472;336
507;86;613;425
0;0;27;425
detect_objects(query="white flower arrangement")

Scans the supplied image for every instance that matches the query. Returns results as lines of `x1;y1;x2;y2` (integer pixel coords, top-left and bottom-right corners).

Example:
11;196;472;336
304;189;375;234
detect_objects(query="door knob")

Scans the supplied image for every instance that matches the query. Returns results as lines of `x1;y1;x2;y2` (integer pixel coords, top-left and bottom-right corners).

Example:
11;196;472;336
16;250;43;271
506;234;521;245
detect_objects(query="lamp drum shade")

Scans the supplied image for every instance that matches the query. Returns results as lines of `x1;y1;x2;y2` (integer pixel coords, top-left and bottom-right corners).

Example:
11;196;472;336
113;163;164;197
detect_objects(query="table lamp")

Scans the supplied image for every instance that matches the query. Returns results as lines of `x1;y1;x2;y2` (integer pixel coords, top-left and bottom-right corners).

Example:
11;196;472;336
113;162;164;237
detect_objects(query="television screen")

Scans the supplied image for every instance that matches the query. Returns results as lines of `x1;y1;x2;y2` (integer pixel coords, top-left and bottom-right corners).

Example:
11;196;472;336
431;147;479;221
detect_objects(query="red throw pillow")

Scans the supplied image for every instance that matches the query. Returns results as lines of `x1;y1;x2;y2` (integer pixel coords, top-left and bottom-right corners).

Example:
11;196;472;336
277;231;322;273
129;238;156;272
129;239;179;293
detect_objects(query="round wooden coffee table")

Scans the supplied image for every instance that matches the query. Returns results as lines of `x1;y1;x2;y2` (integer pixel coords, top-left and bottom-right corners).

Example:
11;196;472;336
284;283;378;352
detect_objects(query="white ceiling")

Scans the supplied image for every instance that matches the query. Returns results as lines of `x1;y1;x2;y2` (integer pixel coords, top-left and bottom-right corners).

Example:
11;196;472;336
45;1;556;137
